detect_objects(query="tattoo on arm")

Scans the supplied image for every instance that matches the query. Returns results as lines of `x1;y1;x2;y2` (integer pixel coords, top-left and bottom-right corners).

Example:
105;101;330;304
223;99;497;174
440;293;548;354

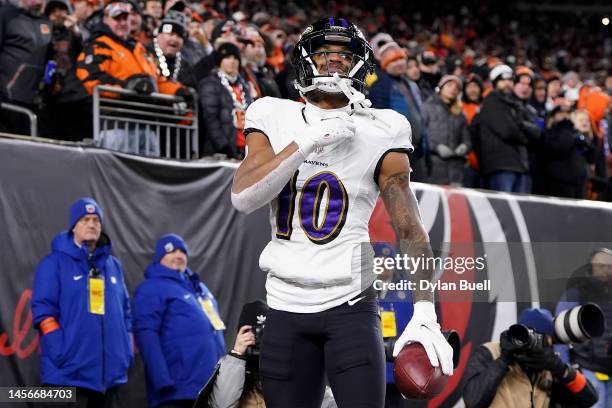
380;172;434;303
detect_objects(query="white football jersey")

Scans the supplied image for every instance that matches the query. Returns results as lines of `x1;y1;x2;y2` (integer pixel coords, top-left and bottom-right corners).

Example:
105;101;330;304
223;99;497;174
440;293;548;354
244;97;413;313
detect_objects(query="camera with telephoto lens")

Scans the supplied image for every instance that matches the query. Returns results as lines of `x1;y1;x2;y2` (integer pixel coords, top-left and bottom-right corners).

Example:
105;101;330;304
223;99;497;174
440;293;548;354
384;330;461;369
508;303;606;352
553;303;605;344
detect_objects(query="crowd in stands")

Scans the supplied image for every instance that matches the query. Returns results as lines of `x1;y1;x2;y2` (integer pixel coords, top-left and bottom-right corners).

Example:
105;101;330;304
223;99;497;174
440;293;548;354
0;0;611;200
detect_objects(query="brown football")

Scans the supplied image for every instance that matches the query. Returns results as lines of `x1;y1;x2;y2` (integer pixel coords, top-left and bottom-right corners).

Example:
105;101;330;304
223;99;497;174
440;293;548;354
393;343;449;399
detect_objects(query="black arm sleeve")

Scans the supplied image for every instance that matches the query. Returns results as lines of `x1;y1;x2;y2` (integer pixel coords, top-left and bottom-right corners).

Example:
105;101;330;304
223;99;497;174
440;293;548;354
462;345;511;408
550;368;599;408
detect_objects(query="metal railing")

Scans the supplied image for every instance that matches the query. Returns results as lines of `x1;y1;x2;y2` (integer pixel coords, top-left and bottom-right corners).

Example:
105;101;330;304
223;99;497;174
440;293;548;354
0;102;37;137
93;85;199;159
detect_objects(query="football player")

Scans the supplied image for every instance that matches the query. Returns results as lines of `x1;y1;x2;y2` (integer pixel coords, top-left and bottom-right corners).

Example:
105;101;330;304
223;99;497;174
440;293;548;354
231;17;453;407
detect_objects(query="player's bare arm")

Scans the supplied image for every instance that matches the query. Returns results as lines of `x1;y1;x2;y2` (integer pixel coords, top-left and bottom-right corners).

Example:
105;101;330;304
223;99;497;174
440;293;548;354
379;151;453;374
378;151;434;303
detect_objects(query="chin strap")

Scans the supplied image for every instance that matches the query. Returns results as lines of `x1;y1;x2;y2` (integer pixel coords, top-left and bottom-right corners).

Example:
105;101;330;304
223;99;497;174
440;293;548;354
331;73;374;118
295;73;375;118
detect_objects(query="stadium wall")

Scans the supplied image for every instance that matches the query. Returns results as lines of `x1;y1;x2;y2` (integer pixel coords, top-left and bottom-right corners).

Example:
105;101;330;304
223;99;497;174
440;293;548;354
1;137;611;407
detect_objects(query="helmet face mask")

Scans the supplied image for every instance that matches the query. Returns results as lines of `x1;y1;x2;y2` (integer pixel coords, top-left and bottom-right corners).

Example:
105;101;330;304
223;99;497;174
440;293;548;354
292;18;374;95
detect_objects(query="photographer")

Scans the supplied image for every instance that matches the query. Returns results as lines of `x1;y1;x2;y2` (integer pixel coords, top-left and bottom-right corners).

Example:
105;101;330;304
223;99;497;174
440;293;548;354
462;308;598;408
195;300;337;408
556;248;612;407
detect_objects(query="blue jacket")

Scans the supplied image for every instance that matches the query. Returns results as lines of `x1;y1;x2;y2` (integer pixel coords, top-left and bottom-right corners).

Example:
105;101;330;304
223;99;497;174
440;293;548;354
132;263;226;407
31;231;133;392
368;71;429;156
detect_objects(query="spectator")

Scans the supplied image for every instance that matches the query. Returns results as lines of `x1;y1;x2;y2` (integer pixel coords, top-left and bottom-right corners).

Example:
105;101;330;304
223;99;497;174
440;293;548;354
530;75;548;129
239;26;281;99
76;1;189;155
126;0;142;41
40;0;92;142
150;11;196;87
463;308;598;408
546;72;563;111
164;1;207;69
0;0;51;135
188;17;212;57
416;51;440;102
191;19;243;86
72;0;96;42
198;42;253;159
555;248;612;408
513;66;543;194
577;88;611;199
563;71;583;104
422;74;470;186
143;0;161;21
538;106;594;199
471;64;532;193
462;73;483;125
81;0;103;43
133;233;226;408
31;198;133;406
369;41;430;181
405;55;421;84
462;73;484;188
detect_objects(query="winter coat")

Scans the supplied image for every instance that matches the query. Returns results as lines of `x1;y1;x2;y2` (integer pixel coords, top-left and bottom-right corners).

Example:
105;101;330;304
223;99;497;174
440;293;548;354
31;231;133;392
463;343;598;408
539;119;594;186
471;91;534;176
76;23;182;97
422;95;470;185
132;263;226;408
0;4;52;105
198;70;253;158
368;71;426;154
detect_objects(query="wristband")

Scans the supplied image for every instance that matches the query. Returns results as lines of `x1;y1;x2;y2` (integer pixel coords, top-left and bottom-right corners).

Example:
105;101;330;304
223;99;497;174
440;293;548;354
40;317;60;335
229;349;246;360
564;370;586;393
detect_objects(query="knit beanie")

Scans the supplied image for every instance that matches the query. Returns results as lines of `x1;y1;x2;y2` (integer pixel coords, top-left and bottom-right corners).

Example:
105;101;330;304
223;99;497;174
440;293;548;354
69;198;103;231
154;233;189;263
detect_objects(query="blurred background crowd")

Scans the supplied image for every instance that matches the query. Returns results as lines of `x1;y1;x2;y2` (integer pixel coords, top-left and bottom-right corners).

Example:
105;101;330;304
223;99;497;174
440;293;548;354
0;0;611;199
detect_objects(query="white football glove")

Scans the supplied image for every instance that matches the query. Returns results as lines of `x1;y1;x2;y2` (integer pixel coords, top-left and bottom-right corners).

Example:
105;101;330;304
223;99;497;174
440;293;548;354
392;301;454;376
294;112;355;155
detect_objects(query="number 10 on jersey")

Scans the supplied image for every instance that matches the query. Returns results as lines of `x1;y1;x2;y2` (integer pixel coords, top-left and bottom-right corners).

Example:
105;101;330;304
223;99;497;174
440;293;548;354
275;171;349;245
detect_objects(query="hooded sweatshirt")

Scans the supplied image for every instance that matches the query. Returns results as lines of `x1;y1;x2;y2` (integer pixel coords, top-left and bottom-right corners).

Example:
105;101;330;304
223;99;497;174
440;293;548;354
132;262;226;407
31;231;133;392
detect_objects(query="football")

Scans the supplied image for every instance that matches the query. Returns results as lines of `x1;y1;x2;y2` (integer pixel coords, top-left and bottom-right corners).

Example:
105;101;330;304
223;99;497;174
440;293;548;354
393;343;449;399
